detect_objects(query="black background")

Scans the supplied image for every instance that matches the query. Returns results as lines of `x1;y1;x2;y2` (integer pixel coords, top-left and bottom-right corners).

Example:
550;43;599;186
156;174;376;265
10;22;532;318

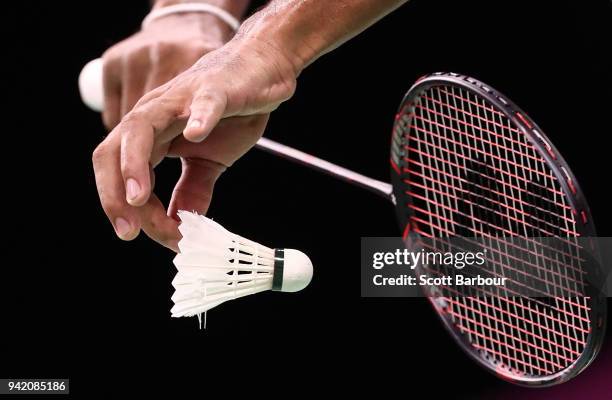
3;0;612;397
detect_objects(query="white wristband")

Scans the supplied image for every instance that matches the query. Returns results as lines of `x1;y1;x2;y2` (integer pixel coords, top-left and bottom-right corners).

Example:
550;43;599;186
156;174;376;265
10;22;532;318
142;3;241;31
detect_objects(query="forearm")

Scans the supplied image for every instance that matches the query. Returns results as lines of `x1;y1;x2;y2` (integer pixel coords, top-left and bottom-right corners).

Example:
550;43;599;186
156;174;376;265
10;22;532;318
236;0;408;73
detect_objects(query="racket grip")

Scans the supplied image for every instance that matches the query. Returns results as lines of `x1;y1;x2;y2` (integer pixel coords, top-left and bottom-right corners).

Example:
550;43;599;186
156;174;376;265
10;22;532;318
78;58;104;112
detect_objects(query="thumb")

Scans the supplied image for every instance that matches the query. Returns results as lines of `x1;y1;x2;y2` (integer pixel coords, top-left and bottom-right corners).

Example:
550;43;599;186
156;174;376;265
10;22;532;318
183;91;228;143
167;158;226;219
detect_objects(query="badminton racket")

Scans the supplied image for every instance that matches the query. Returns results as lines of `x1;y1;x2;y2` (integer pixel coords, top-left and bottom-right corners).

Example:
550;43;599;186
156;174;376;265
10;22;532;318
80;61;606;386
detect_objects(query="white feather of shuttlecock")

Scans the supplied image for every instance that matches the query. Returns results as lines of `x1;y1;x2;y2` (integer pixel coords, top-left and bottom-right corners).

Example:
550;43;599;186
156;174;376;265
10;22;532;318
171;211;312;322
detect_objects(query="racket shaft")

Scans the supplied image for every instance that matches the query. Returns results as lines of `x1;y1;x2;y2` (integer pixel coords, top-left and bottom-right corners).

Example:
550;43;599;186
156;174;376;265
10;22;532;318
256;137;394;202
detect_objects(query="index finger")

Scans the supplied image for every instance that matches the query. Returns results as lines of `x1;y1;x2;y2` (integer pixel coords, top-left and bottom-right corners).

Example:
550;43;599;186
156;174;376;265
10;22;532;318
118;93;188;207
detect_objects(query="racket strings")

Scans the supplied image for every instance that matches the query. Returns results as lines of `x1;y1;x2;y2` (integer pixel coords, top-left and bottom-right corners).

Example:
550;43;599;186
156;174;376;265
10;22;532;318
400;85;591;377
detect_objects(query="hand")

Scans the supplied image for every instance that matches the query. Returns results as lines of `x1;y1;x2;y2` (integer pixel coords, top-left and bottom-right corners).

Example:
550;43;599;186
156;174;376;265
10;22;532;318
101;12;234;129
92;37;299;251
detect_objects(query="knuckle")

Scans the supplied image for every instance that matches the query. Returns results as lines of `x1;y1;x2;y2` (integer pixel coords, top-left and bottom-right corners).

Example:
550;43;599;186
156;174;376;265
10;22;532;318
102;47;119;64
134;91;158;108
193;90;220;105
281;79;297;101
120;110;144;125
151;95;183;117
92;143;109;165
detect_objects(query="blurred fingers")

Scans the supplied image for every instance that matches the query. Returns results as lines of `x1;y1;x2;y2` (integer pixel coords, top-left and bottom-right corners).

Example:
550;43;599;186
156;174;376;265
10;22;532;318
120;48;151;117
101;53;121;129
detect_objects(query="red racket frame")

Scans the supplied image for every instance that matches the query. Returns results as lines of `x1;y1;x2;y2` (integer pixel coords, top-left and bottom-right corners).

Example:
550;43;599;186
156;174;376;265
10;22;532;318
390;72;606;386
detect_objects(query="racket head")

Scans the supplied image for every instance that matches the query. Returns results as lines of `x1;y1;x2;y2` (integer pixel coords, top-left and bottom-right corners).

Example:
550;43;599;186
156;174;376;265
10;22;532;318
390;72;606;386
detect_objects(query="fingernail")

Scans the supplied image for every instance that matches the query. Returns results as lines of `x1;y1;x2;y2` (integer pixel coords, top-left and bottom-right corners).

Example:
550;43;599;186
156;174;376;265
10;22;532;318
115;217;131;238
126;178;141;202
189;120;201;130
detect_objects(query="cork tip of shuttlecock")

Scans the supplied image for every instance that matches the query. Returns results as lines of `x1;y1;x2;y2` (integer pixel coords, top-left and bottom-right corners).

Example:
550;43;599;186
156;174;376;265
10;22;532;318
281;249;313;292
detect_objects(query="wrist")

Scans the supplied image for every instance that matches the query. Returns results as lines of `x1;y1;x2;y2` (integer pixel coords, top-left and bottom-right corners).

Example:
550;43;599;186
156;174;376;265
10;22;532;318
234;4;323;75
167;13;236;45
152;0;249;20
223;34;301;92
145;1;249;43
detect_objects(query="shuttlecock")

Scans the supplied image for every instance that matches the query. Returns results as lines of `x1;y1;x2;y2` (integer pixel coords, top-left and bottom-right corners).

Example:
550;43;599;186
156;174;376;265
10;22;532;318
78;58;104;112
171;211;313;325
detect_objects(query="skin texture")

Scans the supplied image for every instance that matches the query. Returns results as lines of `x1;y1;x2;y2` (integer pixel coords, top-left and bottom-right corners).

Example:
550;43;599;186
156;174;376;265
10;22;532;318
93;0;409;251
